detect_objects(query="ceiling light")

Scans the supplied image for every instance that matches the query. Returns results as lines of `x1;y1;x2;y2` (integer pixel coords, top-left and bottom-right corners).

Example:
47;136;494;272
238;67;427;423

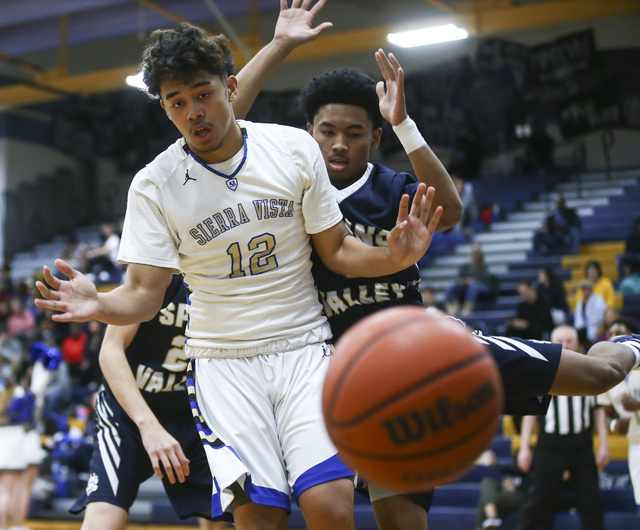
387;23;469;48
125;71;147;91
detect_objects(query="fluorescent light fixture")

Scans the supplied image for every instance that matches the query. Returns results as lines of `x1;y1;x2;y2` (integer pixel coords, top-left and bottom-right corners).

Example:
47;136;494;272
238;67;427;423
125;71;147;91
387;23;468;48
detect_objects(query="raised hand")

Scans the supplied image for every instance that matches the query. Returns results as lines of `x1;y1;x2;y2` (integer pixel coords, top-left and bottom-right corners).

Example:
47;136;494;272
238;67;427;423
274;0;333;49
34;259;100;322
387;183;443;267
375;49;407;126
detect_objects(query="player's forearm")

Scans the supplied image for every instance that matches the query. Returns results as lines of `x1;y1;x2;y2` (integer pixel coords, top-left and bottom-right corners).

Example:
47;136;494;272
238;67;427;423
407;145;462;230
326;234;413;277
100;344;158;430
97;283;165;325
233;38;294;120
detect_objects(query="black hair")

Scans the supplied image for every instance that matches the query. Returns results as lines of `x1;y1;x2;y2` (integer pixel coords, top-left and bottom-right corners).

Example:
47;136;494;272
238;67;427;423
540;267;563;288
299;67;383;129
585;260;602;278
611;316;640;335
141;22;234;99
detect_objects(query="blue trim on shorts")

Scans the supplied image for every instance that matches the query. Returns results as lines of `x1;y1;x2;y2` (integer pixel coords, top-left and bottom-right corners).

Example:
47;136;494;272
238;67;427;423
245;476;291;512
291;454;354;501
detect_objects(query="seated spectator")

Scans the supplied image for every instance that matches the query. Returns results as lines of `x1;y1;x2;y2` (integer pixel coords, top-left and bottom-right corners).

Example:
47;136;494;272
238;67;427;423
594;306;621;343
617;215;640;281
532;195;581;256
420;286;445;311
445;244;492;316
505;281;554;340
7;299;36;342
535;267;570;326
60;235;88;274
61;323;88;384
575;260;615;308
0;323;24;376
77;320;104;388
475;450;530;530
84;223;121;282
573;279;607;350
450;173;478;235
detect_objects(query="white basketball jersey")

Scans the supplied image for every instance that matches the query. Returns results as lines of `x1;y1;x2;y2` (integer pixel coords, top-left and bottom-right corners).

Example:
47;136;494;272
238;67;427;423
118;120;342;354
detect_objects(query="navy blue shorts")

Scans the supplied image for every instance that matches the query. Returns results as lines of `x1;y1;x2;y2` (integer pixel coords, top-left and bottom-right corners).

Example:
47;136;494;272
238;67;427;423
70;391;213;520
476;334;562;416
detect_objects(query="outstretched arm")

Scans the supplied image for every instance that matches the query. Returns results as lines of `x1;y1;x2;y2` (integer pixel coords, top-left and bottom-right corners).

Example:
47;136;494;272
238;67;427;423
99;323;190;484
35;260;172;325
312;183;442;276
233;0;333;119
375;49;462;230
550;341;637;396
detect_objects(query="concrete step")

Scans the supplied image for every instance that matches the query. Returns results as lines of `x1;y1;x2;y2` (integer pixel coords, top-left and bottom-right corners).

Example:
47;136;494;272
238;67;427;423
475;230;535;243
454;241;533;254
432;252;527;268
539;187;624;201
524;197;609;210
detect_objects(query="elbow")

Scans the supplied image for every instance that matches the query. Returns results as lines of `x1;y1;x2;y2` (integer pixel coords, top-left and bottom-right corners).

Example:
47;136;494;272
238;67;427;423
590;358;628;395
436;199;464;231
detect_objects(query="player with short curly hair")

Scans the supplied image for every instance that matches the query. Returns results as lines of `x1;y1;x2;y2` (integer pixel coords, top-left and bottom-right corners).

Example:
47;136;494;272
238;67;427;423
142;23;234;100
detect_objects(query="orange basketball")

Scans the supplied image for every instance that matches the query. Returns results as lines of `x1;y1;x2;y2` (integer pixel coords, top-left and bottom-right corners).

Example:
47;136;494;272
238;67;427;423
322;306;503;492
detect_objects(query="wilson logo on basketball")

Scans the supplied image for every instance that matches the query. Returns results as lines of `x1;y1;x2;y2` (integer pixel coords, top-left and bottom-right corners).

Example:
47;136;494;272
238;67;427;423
381;380;498;446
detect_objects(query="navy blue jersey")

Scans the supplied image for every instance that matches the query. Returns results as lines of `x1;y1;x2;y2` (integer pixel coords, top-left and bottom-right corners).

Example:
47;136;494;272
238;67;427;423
103;275;190;411
312;163;423;339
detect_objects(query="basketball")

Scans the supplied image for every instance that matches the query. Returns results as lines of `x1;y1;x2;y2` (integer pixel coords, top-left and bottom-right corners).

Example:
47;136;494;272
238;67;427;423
322;306;503;492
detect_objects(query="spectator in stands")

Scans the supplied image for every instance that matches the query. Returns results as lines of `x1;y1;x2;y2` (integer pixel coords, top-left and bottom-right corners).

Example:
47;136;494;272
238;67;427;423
505;281;554;340
535;267;570;326
445;243;493;316
420;286;445;311
515;324;608;530
0;301;9;328
450;173;478;235
617;215;640;281
0;323;24;377
573;279;607;351
532;195;581;256
77;320;105;388
84;222;121;283
60;235;88;274
0;266;13;297
594;306;621;343
474;450;530;530
575;260;616;308
60;322;87;385
7;299;36;342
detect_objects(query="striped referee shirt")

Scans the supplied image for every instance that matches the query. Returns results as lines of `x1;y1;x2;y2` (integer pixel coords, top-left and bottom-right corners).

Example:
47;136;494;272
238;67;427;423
537;395;599;449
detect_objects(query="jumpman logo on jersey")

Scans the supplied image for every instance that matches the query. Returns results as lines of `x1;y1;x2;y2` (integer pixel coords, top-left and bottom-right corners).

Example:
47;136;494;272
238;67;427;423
183;170;197;185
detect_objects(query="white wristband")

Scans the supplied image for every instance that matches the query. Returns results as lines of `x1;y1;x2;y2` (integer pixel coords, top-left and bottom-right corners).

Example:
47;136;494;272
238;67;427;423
624;341;640;370
392;117;427;154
